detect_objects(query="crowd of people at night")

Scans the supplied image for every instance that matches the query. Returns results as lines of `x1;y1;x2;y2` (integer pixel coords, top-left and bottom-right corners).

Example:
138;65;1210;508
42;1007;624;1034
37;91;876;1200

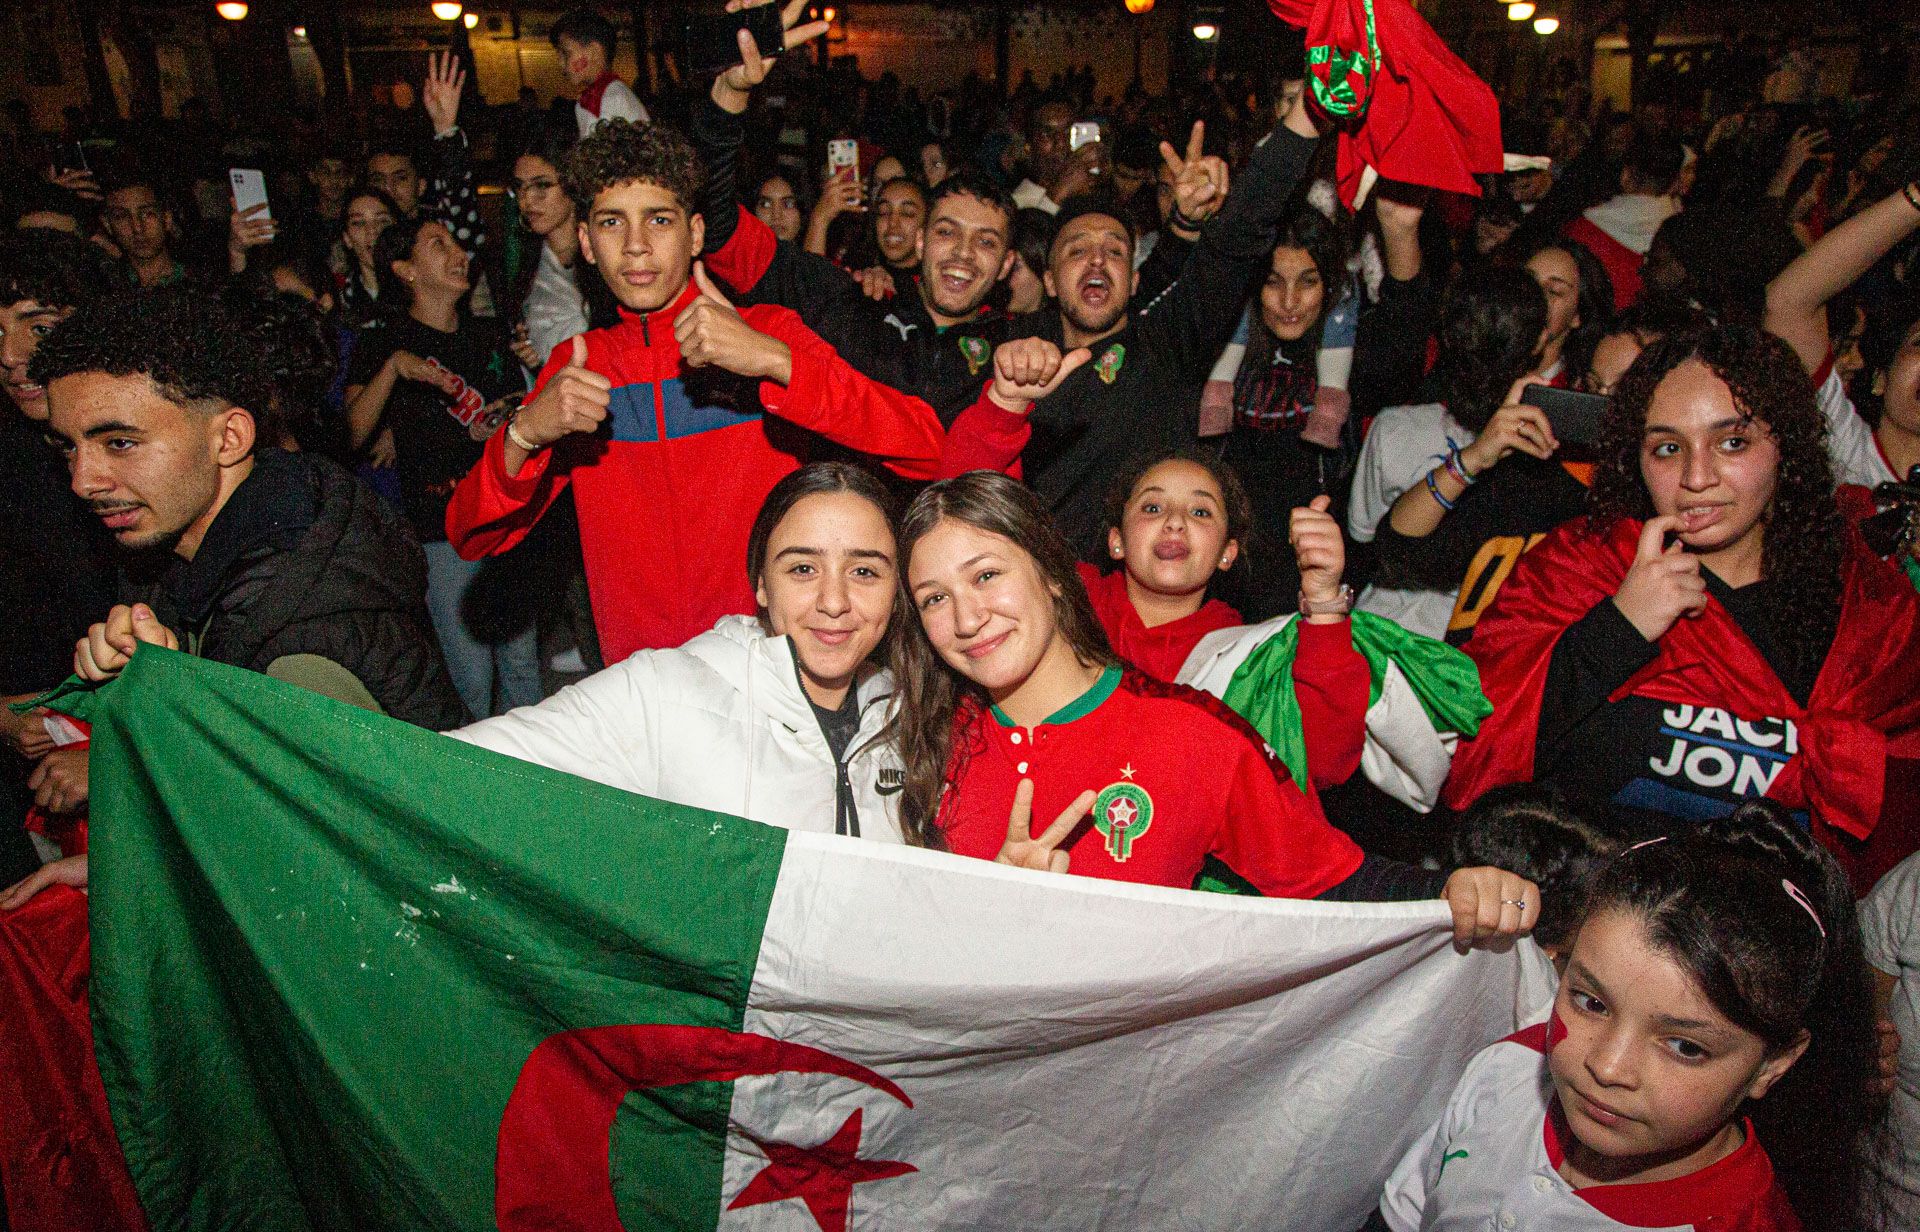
2;1;1919;1227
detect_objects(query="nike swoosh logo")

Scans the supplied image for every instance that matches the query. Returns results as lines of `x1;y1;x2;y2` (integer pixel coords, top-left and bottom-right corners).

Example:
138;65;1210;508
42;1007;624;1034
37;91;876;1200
874;781;904;796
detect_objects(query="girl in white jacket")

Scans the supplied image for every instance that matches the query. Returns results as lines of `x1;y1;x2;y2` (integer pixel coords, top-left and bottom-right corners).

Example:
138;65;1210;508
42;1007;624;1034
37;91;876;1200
451;463;907;841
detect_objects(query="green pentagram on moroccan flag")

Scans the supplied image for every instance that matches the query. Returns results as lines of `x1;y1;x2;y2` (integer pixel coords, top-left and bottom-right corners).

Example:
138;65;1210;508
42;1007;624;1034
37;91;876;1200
1092;782;1153;862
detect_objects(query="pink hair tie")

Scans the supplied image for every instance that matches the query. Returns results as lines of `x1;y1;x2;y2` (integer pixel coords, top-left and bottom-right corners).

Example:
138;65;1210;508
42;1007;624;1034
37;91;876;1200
1781;879;1826;939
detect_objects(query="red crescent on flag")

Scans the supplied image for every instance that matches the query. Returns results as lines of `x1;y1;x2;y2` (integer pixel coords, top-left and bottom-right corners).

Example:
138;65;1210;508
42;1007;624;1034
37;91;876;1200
495;1024;910;1231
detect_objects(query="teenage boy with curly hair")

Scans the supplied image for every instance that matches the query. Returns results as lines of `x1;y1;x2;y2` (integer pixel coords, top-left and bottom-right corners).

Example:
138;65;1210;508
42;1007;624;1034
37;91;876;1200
444;119;1068;661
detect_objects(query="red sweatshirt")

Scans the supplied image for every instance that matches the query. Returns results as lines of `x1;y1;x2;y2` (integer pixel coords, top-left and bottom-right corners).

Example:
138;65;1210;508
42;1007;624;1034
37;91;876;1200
1078;563;1370;789
446;282;957;663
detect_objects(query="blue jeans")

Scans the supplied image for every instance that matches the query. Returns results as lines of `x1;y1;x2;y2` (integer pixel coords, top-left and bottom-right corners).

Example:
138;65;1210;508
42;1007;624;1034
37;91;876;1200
423;541;542;718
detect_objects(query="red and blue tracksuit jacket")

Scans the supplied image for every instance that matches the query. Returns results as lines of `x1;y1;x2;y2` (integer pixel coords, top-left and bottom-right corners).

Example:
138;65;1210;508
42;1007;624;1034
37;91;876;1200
446;280;964;663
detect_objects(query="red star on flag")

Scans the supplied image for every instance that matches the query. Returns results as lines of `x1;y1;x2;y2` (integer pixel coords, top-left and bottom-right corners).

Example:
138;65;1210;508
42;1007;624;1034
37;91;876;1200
728;1107;916;1231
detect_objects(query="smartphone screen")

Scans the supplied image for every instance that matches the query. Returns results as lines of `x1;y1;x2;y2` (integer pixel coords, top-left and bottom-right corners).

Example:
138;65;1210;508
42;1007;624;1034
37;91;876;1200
230;168;271;220
1068;121;1101;152
827;138;858;179
680;5;787;77
1523;383;1609;451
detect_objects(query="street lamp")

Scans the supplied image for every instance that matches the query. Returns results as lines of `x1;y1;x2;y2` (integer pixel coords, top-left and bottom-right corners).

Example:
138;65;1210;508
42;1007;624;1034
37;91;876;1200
1533;15;1560;33
215;1;249;19
1192;22;1219;40
1507;2;1535;19
463;11;479;28
431;2;464;21
1125;0;1155;13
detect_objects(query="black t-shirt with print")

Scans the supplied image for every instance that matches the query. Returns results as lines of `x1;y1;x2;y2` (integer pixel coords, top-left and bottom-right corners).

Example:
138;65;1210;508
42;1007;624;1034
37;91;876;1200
347;316;521;541
1371;454;1592;647
1536;572;1822;841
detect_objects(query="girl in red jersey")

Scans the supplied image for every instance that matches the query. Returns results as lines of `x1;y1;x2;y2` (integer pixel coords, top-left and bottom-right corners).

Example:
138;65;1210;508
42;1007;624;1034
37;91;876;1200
1381;801;1877;1232
888;470;1538;946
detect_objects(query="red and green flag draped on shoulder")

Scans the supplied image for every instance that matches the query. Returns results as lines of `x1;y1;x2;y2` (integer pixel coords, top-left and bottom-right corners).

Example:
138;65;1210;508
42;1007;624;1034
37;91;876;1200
44;647;1551;1231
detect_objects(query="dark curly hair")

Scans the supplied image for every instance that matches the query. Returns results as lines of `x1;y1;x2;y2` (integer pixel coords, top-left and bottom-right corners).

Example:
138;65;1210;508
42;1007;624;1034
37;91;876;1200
217;284;338;452
1433;265;1547;431
1587;325;1842;667
561;118;705;220
0;228;107;313
29;286;277;444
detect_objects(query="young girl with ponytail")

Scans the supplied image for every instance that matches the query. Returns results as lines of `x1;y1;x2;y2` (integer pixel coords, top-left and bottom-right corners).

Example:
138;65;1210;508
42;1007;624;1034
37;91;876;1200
1382;800;1880;1231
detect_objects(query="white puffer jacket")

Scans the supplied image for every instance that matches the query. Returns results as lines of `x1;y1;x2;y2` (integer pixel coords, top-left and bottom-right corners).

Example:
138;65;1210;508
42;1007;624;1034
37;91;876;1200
449;616;905;842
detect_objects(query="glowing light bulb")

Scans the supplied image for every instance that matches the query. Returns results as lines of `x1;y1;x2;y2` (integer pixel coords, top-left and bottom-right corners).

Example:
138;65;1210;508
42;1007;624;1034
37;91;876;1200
215;1;249;19
1507;2;1535;18
463;10;479;27
1533;15;1560;32
1125;0;1155;14
431;2;464;21
822;7;836;21
292;25;307;37
1192;22;1218;40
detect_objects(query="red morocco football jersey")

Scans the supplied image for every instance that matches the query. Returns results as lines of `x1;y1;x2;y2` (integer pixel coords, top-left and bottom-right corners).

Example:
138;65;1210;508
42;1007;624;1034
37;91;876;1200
939;665;1364;897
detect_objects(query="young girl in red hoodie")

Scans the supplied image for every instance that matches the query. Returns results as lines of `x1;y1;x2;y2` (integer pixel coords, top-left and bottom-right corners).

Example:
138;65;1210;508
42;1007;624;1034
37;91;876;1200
1080;449;1369;790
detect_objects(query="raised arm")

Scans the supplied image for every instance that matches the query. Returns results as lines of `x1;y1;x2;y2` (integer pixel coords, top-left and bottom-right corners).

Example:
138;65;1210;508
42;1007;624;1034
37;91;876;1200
695;0;831;275
1765;180;1920;375
1136;91;1323;383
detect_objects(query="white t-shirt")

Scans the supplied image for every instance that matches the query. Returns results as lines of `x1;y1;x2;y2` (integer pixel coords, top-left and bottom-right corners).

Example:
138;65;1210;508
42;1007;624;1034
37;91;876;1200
1861;852;1920;1229
1816;366;1898;488
575;77;649;138
521;242;589;369
1382;1022;1800;1232
1349;402;1474;640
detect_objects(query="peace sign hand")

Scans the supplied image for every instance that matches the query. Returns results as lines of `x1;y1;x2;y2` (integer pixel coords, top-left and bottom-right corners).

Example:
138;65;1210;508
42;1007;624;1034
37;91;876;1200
1160;121;1229;235
995;779;1094;875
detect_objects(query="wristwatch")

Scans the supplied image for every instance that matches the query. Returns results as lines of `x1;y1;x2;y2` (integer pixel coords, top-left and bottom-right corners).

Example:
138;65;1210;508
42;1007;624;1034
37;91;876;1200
1298;584;1355;618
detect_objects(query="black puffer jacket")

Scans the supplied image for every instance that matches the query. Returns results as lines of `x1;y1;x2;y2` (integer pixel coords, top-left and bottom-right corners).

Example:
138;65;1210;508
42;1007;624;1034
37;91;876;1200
132;449;469;730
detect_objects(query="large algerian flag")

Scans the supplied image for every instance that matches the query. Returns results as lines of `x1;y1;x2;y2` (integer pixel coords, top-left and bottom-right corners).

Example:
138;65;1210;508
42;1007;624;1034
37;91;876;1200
59;648;1551;1231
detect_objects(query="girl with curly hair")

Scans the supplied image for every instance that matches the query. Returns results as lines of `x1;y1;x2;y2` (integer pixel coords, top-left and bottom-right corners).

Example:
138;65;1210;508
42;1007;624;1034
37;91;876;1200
1445;325;1920;890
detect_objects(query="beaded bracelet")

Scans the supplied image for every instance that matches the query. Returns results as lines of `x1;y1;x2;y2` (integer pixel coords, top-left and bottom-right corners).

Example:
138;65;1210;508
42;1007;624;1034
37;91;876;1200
1426;467;1456;511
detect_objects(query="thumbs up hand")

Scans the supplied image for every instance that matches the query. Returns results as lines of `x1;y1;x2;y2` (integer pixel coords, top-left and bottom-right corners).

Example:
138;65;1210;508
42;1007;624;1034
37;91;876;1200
987;339;1092;412
510;335;612;458
1290;495;1348;621
1611;514;1708;642
675;262;793;383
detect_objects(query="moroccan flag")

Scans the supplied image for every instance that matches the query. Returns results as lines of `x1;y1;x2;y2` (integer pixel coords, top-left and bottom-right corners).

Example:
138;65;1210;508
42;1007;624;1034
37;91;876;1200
57;648;1551;1231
